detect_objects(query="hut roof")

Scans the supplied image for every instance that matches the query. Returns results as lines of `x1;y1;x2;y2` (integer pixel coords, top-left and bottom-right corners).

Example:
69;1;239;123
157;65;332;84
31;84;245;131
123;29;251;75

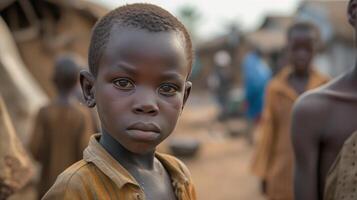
46;0;108;19
246;29;286;53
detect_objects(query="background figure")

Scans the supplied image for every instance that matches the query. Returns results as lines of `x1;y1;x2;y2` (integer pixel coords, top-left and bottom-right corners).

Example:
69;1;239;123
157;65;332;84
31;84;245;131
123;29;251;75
292;1;357;199
29;55;94;198
210;50;234;121
242;50;272;143
251;22;329;200
0;95;33;200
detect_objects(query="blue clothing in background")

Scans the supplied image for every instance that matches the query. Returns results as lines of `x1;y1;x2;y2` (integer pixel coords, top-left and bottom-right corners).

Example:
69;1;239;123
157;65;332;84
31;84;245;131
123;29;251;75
242;52;272;120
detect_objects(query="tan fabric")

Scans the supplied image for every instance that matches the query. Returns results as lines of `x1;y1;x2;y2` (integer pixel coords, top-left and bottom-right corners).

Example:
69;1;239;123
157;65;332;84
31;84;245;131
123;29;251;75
42;135;197;200
324;131;357;200
0;95;33;198
29;101;94;197
251;67;329;200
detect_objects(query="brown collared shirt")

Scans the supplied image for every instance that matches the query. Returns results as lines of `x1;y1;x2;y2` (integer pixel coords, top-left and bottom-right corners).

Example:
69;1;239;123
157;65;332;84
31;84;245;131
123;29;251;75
42;135;196;200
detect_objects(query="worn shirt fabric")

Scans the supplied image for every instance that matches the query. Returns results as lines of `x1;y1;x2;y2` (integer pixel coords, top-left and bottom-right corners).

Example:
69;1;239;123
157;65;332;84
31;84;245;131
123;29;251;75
0;95;33;198
324;131;357;200
251;67;329;200
30;101;94;197
42;135;197;200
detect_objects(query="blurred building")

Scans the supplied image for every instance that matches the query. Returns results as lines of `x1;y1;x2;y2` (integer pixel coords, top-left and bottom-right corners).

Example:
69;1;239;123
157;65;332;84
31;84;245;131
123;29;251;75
297;0;354;77
243;0;353;77
245;15;293;74
195;27;242;89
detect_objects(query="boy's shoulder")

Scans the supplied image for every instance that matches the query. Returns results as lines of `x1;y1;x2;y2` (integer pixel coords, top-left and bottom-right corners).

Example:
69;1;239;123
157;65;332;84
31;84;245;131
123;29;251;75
42;160;98;199
54;159;92;180
156;153;196;199
292;76;343;120
292;87;331;126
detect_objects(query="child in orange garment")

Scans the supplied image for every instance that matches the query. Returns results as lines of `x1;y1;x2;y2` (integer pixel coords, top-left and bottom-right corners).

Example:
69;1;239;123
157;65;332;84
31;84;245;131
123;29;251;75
251;22;329;200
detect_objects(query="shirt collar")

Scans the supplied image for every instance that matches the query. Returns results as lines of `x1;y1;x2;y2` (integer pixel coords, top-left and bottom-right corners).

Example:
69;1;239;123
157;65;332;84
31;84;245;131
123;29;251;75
83;134;190;189
83;134;138;188
155;153;189;185
274;66;327;100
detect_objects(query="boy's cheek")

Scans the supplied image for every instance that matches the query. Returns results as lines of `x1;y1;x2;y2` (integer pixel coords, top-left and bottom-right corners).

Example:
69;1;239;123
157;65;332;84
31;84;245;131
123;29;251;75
162;94;184;111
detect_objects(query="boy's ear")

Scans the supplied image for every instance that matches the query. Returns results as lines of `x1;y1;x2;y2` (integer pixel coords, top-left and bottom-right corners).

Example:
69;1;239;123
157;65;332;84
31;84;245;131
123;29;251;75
79;70;96;108
182;81;192;110
348;0;357;26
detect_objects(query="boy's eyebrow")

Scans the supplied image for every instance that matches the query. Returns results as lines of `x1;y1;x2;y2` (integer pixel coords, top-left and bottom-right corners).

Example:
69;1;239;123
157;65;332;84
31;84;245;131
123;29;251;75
161;71;185;80
114;62;137;75
111;62;186;80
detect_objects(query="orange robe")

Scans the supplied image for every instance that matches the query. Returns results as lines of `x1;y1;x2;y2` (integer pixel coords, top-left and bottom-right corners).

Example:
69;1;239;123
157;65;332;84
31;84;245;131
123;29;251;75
251;67;329;200
0;96;33;199
29;101;94;197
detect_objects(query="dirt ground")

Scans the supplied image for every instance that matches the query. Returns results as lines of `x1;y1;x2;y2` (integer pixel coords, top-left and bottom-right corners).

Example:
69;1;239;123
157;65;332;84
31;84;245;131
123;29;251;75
159;93;265;200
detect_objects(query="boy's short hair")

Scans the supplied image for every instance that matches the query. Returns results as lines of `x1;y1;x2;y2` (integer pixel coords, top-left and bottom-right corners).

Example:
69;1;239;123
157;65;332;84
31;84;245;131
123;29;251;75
88;3;193;78
287;21;320;42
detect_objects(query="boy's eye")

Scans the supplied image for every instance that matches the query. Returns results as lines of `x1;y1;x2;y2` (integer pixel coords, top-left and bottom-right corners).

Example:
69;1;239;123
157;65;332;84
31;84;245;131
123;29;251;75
113;78;135;90
158;84;178;96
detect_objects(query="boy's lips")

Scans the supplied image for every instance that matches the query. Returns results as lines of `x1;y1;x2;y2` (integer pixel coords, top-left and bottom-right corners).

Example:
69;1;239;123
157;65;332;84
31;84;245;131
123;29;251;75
127;122;161;133
126;122;161;141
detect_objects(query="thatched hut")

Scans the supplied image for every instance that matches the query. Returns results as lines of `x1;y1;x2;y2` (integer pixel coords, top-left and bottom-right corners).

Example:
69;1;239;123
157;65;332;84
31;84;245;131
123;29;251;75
0;0;108;142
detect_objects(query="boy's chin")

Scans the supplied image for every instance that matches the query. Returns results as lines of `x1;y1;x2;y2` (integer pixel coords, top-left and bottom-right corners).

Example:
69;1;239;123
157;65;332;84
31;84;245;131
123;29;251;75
123;142;159;155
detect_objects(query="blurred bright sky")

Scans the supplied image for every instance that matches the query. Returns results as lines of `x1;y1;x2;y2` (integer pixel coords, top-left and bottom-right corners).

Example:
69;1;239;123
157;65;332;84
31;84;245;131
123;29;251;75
90;0;302;40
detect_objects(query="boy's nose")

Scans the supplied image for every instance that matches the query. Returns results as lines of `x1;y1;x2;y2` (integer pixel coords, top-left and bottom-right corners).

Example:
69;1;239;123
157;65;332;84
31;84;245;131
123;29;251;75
133;104;159;115
132;88;159;116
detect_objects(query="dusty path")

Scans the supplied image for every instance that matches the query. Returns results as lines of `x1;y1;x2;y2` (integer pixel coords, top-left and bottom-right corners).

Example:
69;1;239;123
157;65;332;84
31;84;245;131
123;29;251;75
160;93;265;200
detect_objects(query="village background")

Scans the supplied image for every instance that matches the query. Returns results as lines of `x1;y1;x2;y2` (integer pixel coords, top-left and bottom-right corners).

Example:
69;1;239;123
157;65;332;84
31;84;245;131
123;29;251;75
0;0;353;199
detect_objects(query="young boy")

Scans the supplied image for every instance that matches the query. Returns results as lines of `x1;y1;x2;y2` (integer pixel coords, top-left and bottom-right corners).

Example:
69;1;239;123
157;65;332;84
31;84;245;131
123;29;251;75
292;1;357;199
251;22;329;200
43;3;196;200
30;55;93;197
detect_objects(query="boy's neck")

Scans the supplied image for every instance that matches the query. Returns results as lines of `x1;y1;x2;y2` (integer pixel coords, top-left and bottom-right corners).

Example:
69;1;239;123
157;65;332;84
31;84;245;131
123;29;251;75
99;130;156;170
292;68;309;78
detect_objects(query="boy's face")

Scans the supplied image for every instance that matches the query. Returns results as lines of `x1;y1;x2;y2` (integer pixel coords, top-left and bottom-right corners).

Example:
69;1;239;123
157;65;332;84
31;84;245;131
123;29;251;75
83;27;191;154
288;30;316;73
